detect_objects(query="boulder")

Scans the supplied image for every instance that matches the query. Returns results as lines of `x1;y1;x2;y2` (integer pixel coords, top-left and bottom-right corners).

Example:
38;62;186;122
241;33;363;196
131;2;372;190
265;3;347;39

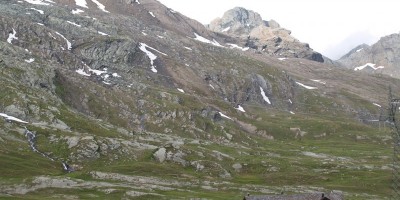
153;148;167;163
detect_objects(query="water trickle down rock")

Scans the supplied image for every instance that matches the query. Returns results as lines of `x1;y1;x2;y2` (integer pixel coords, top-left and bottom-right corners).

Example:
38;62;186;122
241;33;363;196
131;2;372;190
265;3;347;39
24;127;74;172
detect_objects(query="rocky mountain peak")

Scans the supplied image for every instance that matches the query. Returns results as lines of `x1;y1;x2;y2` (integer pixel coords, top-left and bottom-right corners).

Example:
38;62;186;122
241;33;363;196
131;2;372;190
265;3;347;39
209;7;279;37
339;43;370;60
209;7;263;32
338;33;400;78
208;7;324;63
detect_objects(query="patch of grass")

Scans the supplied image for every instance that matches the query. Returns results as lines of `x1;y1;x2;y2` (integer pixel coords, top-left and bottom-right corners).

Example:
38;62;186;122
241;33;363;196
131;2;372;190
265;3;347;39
56;107;117;137
28;127;71;160
0;145;62;180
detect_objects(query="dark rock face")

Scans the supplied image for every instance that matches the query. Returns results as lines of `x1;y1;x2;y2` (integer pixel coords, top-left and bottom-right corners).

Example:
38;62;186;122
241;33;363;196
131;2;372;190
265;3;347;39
310;52;324;63
208;7;325;63
338;33;400;78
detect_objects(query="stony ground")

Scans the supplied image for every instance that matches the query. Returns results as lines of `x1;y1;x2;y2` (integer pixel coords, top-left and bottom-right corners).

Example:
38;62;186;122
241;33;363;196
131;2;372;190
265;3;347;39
0;0;399;199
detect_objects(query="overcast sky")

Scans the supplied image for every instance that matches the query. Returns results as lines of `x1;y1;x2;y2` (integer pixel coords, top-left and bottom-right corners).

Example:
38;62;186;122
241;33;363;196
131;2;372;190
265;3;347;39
158;0;400;60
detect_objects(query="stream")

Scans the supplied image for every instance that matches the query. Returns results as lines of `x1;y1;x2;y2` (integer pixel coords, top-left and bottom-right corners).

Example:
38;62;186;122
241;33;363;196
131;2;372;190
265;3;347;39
24;127;74;172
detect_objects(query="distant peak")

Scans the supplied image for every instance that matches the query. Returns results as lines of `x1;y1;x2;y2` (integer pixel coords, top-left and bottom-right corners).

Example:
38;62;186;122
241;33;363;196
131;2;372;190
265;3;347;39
209;7;280;35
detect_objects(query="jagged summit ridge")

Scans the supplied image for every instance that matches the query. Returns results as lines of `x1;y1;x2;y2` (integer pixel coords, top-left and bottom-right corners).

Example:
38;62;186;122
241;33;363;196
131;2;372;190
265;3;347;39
339;43;370;60
208;7;324;63
338;33;400;78
209;7;280;35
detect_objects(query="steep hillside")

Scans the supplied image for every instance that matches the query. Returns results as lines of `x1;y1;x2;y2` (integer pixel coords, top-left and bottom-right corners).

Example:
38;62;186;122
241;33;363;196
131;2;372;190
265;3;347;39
0;0;399;199
338;33;400;78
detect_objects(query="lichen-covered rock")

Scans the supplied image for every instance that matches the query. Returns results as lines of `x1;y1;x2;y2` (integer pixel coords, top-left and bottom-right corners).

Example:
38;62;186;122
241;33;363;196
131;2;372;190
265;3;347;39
153;147;167;163
72;136;100;160
232;163;243;172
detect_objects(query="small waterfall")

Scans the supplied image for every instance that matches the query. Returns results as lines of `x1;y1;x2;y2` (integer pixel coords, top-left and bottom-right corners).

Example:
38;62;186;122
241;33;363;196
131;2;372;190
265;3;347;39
24;127;74;172
24;128;54;161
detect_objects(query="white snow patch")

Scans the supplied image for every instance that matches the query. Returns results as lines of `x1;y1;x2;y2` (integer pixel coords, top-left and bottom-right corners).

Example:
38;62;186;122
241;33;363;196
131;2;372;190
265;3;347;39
288;99;292;104
169;9;176;13
219;112;233;120
0;113;28;123
260;87;271;104
112;73;121;77
209;84;215;90
37;23;44;26
184;46;192;50
91;0;109;13
25;58;35;63
354;63;384;71
55;32;72;50
98;31;109;36
142;32;147;36
135;0;140;4
67;21;81;27
89;68;107;75
80;62;107;76
373;103;381;108
103;81;111;85
7;28;18;44
157;35;164;39
72;8;84;14
193;33;210;43
193;33;224;47
211;39;223;47
356;48;363;52
235;105;245;112
227;43;249;51
290;111;295;115
221;27;230;32
75;0;88;8
278;58;287;61
75;68;91;76
29;8;44;14
296;82;317;90
148;11;155;17
310;79;326;85
138;43;167;73
177;88;185;93
24;0;50;5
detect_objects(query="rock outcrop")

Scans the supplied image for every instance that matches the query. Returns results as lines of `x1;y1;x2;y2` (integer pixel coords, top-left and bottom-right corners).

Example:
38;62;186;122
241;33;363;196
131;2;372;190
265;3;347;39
338;33;400;78
0;1;398;199
208;7;324;62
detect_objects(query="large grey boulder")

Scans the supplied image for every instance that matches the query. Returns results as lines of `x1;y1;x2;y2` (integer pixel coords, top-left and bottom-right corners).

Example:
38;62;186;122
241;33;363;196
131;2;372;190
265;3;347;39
153;147;167;163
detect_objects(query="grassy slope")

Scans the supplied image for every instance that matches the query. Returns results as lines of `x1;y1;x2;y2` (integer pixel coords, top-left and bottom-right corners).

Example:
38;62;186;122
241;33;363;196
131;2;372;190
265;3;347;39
0;28;397;200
